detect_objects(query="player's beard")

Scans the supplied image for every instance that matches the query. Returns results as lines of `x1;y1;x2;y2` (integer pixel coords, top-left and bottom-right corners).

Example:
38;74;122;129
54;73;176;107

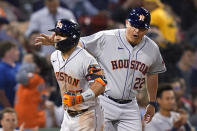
56;38;78;53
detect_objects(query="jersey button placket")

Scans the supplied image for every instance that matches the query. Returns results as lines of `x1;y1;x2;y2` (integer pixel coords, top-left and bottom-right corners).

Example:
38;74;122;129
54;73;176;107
131;48;135;59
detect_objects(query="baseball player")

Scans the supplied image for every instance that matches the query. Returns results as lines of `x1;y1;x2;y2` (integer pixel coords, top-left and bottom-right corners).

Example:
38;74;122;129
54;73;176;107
35;7;166;131
46;19;107;131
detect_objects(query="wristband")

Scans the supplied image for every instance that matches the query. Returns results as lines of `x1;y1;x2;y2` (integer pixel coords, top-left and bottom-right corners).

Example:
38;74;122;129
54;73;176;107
148;101;157;108
184;122;191;131
81;88;95;101
171;127;178;131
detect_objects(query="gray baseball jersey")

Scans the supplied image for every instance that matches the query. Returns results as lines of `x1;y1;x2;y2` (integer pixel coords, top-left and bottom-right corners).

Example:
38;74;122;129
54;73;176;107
50;46;99;110
51;46;104;131
80;29;166;100
145;112;186;131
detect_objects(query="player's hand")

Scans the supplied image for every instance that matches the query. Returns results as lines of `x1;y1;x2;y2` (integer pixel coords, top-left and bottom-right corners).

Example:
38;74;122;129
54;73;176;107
34;33;56;46
173;109;188;129
173;115;184;129
143;104;155;123
177;109;187;124
63;93;83;107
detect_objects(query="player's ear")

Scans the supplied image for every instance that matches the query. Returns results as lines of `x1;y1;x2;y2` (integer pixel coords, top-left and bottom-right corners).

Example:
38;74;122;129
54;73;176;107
125;20;130;28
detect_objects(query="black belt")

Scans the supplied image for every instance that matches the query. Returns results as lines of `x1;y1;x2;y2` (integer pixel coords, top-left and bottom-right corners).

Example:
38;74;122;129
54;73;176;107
67;109;88;117
104;95;132;104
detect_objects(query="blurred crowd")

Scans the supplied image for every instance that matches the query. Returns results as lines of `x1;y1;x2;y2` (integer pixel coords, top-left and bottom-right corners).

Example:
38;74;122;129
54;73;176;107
0;0;197;130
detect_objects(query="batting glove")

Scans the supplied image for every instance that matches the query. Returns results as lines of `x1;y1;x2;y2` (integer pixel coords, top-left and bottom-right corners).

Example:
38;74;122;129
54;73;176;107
63;93;83;107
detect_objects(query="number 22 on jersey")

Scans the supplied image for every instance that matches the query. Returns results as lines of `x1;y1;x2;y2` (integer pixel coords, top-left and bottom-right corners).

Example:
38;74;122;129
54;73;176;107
133;77;145;90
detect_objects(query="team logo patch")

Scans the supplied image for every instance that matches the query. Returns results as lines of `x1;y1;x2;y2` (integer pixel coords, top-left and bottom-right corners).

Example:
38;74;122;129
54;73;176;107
87;64;101;74
56;20;63;28
139;15;145;21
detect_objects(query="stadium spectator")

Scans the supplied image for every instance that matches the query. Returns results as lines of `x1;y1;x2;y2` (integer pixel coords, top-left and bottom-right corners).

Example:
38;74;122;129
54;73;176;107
0;8;10;41
0;1;21;22
143;0;179;44
145;83;193;131
190;95;197;130
0;8;24;63
111;0;143;24
24;30;41;54
146;26;168;48
0;41;20;110
44;100;64;128
79;12;110;35
61;0;99;17
0;107;23;131
158;44;182;82
190;52;197;96
162;0;197;32
25;0;76;56
175;44;197;98
0;8;9;25
14;53;47;129
89;0;118;10
170;77;192;113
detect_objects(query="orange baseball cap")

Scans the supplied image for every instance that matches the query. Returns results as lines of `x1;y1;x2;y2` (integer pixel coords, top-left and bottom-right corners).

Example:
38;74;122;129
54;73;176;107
0;8;9;24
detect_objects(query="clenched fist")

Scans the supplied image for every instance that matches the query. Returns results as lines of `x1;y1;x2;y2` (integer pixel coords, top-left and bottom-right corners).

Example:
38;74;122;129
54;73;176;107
64;93;83;107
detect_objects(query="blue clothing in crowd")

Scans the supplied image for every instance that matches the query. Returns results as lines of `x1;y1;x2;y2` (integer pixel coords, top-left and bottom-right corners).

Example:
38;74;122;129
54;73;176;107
0;61;20;110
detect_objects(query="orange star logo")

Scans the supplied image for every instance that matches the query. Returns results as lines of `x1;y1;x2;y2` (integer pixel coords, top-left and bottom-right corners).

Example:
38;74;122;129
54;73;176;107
56;21;63;28
139;15;145;21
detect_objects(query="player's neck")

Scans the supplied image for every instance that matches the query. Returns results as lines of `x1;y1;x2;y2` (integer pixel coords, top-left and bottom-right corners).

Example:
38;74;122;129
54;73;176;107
126;38;140;47
159;108;171;117
130;42;137;47
61;47;76;59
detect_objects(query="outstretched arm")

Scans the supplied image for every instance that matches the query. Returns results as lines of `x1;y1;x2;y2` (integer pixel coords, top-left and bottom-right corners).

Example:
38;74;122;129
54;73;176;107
34;33;83;47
